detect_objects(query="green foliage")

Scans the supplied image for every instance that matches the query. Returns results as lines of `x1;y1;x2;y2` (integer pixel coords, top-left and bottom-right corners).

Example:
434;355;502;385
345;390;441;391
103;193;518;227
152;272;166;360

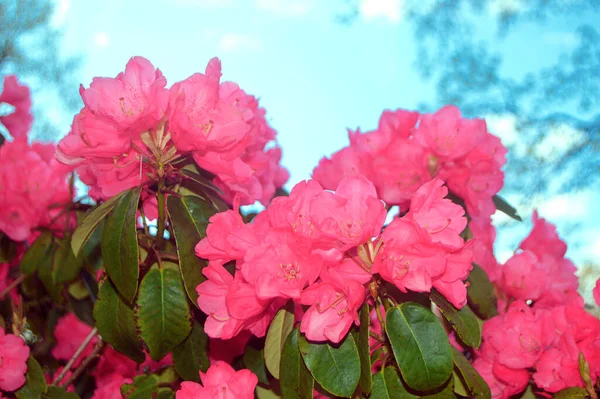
172;321;210;382
264;305;295;379
280;328;314;399
16;356;47;399
466;264;499;320
371;367;417;399
452;348;491;399
430;289;481;349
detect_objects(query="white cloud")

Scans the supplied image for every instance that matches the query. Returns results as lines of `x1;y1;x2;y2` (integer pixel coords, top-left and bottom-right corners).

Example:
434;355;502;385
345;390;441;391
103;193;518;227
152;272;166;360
255;0;313;16
93;32;110;48
218;33;262;52
52;0;71;27
359;0;405;23
537;189;593;220
485;113;518;146
533;123;585;161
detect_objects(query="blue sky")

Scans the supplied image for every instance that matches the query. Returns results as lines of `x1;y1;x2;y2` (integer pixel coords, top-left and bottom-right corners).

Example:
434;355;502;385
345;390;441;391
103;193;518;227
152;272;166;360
44;0;599;286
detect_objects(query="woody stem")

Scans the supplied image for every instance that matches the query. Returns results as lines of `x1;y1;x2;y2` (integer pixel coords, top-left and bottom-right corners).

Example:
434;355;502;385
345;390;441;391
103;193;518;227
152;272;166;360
61;339;105;388
0;274;25;299
53;327;98;385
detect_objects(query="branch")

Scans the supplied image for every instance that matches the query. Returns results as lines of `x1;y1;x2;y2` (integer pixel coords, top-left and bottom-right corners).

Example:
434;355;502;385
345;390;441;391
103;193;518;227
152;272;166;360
52;327;98;385
61;339;105;388
0;274;26;299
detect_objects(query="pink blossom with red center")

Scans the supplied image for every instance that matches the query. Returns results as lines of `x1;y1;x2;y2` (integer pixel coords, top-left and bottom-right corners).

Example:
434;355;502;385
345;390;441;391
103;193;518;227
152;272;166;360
0;75;33;139
175;361;257;399
0;329;30;392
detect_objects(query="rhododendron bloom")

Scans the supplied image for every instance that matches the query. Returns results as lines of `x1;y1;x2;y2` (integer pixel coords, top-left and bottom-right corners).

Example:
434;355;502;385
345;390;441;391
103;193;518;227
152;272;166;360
175;361;257;399
520;211;567;259
500;251;547;302
0;329;30;392
52;313;98;366
0;75;33;138
594;278;600;306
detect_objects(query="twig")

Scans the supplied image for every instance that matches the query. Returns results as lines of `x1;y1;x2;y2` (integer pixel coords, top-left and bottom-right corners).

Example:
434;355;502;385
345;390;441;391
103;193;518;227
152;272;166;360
52;327;98;385
61;339;105;388
0;274;26;299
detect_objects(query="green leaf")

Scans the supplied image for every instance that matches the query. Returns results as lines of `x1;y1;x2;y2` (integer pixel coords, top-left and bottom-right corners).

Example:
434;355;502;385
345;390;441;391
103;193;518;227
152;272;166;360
93;279;145;363
552;387;588;398
0;232;17;263
265;305;295;379
298;333;360;398
101;188;141;302
430;289;481;349
180;168;229;212
157;388;175;399
52;236;84;284
43;386;81;399
167;195;215;305
466;264;498;320
493;195;522;222
244;346;270;385
257;385;283;399
280;328;314;399
20;231;53;275
172;321;209;382
452;348;491;399
16;356;48;398
371;367;417;399
385;303;453;392
353;303;372;395
71;190;129;256
422;378;454;398
37;241;64;304
120;375;159;399
136;267;192;361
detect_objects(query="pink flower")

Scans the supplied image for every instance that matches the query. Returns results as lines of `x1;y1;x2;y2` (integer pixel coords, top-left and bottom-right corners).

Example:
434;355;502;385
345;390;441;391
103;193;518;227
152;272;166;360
300;269;366;343
0;138;73;241
406;178;467;249
52;314;97;367
533;334;584;393
520;211;567;260
594;278;600;306
500;251;547;302
209;331;252;364
91;373;132;399
175;361;257;399
0;75;33;138
416;105;486;160
473;356;529;399
0;329;30;392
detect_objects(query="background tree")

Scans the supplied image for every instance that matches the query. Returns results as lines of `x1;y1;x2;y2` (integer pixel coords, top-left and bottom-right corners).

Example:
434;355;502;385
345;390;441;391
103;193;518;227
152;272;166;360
340;0;600;197
0;0;81;141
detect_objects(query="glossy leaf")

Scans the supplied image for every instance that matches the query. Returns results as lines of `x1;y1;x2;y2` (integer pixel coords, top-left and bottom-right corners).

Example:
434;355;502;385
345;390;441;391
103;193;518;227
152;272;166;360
172;321;209;382
94;279;145;363
385;303;453;392
466;264;498;320
167;195;214;305
52;236;84;284
452;348;491;399
20;231;53;275
71;190;129;256
298;333;360;398
353;303;372;395
16;357;47;399
422;378;454;398
430;289;481;349
121;375;159;399
244;346;269;385
552;387;588;398
493;195;522;221
280;328;314;399
101;188;141;302
371;367;417;399
136;267;192;361
43;386;81;399
37;241;63;304
265;305;295;379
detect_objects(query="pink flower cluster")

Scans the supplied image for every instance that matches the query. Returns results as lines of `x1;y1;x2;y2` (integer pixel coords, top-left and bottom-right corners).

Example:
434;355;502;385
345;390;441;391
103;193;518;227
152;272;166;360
0;76;33;139
474;215;600;398
195;176;472;343
313;105;506;218
176;361;257;399
56;57;288;205
0;328;30;392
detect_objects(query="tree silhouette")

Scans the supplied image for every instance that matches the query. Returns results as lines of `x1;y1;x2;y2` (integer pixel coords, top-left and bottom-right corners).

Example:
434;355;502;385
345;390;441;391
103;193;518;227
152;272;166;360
0;0;81;141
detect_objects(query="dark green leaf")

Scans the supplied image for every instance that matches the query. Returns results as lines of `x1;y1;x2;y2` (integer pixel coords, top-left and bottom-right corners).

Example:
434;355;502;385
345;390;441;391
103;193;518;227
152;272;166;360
0;232;17;263
257;385;283;399
354;303;372;395
172;321;209;382
94;279;145;363
157;388;175;399
180;168;228;212
422;378;454;398
298;333;360;398
371;367;417;399
43;386;81;398
385;303;453;392
16;357;48;398
244;346;269;385
52;236;84;284
452;348;491;399
466;264;498;320
37;241;64;304
120;375;158;399
167;195;215;305
493;195;522;221
265;305;295;379
20;231;53;275
552;387;588;398
101;188;141;302
136;267;192;361
71;190;129;256
280;328;313;399
430;289;481;349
